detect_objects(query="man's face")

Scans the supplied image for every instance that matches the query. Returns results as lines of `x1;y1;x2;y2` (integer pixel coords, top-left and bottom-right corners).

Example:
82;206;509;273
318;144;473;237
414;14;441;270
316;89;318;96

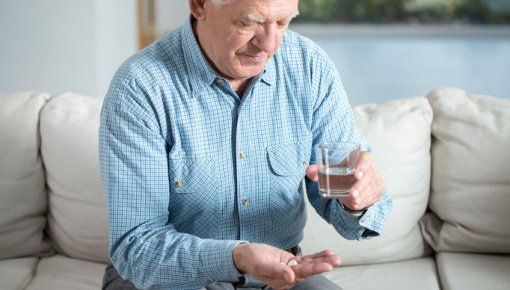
193;0;299;82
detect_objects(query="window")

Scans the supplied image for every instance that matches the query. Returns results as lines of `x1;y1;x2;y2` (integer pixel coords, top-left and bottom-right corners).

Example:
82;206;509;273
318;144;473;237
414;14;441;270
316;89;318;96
296;0;510;24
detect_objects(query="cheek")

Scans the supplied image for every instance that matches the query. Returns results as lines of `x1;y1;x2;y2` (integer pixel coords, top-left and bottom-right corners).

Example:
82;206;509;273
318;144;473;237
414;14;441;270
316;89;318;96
229;32;255;52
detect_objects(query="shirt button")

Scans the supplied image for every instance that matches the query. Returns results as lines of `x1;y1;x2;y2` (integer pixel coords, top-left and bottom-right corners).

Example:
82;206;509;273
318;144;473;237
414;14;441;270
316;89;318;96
242;198;249;206
217;79;225;86
302;160;308;167
175;180;183;188
239;152;246;160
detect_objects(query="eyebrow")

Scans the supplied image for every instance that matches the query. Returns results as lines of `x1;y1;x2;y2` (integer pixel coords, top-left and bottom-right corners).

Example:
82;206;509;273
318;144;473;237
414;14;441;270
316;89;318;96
246;10;300;24
247;13;266;23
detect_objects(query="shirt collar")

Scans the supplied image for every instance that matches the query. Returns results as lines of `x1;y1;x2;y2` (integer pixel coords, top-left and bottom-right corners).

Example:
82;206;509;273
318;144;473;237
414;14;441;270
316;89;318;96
181;17;218;98
260;57;275;86
181;16;276;97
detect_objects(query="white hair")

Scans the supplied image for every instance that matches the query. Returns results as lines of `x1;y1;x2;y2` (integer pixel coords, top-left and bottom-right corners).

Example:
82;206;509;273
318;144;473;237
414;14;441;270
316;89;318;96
211;0;231;5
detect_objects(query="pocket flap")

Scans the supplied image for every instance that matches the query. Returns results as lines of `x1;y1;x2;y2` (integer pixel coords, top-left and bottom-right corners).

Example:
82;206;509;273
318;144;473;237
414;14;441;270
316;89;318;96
267;141;311;176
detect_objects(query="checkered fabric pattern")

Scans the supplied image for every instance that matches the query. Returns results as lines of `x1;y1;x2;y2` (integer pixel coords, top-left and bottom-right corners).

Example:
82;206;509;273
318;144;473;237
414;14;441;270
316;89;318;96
99;18;392;289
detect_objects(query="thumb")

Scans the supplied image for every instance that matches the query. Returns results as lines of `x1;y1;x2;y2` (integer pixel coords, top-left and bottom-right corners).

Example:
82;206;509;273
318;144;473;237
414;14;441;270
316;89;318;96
306;164;319;181
280;265;295;283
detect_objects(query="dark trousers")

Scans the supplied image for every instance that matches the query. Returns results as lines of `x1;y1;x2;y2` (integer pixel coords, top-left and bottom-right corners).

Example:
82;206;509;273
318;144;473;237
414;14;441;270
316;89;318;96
103;263;342;290
103;246;342;290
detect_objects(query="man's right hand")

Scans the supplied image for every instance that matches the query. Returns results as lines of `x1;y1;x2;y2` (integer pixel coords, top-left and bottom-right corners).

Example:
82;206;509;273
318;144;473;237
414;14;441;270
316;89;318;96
232;243;341;290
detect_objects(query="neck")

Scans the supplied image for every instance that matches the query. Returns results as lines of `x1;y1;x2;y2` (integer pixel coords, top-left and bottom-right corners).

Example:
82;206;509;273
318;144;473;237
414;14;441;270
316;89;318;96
230;79;250;97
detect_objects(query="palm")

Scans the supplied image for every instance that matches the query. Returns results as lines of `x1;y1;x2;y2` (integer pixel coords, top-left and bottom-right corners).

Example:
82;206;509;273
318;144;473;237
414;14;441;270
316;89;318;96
233;244;341;289
290;250;340;280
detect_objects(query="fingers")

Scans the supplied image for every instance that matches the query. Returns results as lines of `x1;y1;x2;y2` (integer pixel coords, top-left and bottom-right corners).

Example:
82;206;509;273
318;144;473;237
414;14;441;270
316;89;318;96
262;259;299;289
296;252;341;268
233;243;299;289
288;251;341;282
359;168;384;202
293;262;334;277
308;151;384;211
238;245;341;289
271;261;295;283
306;164;319;181
354;151;373;179
299;249;336;260
339;152;384;210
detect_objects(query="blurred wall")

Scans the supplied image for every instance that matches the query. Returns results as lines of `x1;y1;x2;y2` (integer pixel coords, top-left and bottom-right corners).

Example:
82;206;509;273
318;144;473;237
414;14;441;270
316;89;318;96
0;0;137;98
156;0;190;35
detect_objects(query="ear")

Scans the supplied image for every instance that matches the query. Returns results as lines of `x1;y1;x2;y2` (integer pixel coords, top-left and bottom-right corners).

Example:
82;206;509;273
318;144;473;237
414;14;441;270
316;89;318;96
189;0;207;21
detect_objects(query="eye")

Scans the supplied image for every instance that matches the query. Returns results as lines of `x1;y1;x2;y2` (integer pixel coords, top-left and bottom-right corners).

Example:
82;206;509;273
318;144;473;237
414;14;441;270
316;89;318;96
238;20;257;30
277;20;291;29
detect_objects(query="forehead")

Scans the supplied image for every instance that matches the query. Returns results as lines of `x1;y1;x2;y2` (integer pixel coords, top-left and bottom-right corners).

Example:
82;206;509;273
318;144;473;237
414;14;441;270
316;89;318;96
226;0;299;20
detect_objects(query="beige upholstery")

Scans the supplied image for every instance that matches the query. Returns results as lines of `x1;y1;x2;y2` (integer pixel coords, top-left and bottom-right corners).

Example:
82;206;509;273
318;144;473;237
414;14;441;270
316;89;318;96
24;255;105;290
1;88;508;290
0;92;52;259
436;252;510;290
0;258;38;290
422;88;510;253
301;97;433;265
40;93;108;263
325;257;440;290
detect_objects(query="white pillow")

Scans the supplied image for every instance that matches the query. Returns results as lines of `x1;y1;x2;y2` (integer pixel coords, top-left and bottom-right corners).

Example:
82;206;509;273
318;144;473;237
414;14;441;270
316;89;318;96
301;97;433;265
0;92;53;259
421;88;510;253
40;93;108;263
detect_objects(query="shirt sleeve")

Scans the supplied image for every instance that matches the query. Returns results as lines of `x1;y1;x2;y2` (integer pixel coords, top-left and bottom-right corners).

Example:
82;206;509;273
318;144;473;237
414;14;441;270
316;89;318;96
99;80;243;289
305;49;392;240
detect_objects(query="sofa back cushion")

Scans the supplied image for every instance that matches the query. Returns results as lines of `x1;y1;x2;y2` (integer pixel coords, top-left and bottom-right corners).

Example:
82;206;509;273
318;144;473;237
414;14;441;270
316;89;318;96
0;92;53;259
40;93;108;263
421;88;510;253
301;97;433;265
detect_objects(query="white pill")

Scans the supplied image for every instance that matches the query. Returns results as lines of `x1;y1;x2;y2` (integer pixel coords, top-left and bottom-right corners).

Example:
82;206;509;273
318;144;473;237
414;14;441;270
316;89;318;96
287;259;298;266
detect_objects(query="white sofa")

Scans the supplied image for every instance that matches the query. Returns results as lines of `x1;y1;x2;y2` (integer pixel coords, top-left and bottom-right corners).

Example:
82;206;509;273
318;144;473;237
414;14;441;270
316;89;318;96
1;88;509;290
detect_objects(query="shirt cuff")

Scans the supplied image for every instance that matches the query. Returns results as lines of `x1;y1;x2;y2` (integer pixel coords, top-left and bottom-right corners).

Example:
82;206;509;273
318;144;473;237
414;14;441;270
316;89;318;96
331;190;392;240
331;202;367;240
359;190;392;238
199;239;247;282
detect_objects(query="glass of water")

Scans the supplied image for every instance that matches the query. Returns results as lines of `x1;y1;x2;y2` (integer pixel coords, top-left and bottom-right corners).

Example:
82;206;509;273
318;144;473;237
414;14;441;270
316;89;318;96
315;142;360;198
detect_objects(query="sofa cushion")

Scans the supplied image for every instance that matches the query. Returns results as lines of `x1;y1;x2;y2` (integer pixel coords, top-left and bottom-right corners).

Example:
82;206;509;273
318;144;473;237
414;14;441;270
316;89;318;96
422;88;510;253
436;252;510;290
0;92;52;259
0;257;39;290
325;257;440;290
40;93;108;263
24;255;105;290
301;97;433;265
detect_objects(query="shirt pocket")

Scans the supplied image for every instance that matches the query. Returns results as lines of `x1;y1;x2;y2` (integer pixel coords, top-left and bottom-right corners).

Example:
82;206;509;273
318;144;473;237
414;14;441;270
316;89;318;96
167;157;219;236
266;140;311;228
168;158;216;194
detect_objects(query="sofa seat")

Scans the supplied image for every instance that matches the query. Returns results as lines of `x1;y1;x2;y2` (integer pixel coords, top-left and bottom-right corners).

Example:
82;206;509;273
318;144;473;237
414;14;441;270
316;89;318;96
0;257;38;290
324;257;440;290
24;255;105;290
436;252;510;290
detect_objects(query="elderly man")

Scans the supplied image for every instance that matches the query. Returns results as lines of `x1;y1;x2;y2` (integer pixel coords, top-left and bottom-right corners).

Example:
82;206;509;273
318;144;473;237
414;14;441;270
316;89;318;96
99;0;392;289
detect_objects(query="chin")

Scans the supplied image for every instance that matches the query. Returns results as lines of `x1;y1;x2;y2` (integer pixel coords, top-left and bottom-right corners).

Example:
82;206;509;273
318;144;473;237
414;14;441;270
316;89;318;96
236;66;265;78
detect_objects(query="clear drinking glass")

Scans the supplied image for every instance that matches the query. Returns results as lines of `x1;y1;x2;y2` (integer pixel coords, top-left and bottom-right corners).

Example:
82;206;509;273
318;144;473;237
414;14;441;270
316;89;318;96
315;142;360;198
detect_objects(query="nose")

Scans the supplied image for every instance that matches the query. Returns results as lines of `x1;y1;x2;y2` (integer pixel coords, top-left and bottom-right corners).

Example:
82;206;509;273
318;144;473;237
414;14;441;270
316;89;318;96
253;23;277;53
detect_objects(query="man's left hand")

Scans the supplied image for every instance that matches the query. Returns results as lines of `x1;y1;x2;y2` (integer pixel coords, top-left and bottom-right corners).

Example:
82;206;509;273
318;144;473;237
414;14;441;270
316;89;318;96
306;151;384;211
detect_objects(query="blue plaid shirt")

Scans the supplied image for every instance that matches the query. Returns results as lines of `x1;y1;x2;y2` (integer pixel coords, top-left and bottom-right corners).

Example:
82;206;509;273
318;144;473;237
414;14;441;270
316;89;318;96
99;18;391;290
